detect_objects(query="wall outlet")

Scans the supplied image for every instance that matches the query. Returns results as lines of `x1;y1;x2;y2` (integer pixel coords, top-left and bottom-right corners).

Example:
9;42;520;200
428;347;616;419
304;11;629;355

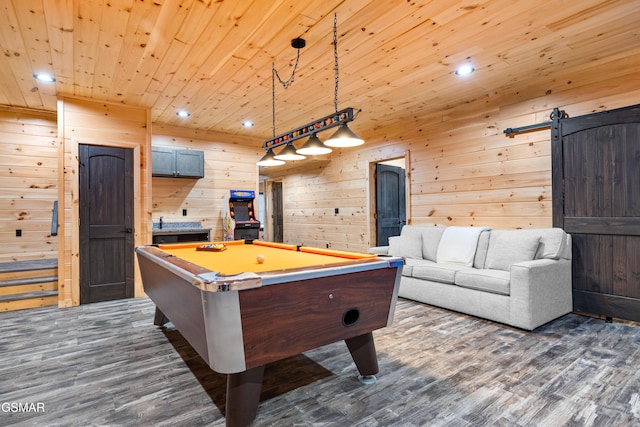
182;209;187;216
16;229;22;237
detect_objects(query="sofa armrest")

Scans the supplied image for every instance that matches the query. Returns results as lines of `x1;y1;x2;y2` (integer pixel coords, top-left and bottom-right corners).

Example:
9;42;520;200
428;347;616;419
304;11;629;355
508;258;573;330
368;246;390;256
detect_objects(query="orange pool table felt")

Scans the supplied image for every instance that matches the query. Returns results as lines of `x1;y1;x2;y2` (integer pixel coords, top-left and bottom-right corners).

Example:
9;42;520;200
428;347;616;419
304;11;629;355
158;240;376;276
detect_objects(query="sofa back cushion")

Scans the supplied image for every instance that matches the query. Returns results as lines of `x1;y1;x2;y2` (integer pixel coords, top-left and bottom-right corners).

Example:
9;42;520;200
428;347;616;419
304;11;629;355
526;228;570;260
388;235;422;259
484;230;541;271
485;228;570;261
400;225;446;261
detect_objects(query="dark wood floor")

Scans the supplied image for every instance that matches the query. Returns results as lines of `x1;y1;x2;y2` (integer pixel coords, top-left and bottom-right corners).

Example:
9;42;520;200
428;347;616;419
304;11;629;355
1;297;639;427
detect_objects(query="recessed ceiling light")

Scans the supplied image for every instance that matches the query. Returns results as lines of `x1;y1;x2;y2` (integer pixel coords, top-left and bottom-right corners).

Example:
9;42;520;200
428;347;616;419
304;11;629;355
33;73;56;83
455;65;475;76
242;120;254;128
176;110;190;118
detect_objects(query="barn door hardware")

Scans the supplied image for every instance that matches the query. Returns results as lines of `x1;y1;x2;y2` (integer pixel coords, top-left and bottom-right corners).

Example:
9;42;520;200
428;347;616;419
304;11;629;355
503;108;568;137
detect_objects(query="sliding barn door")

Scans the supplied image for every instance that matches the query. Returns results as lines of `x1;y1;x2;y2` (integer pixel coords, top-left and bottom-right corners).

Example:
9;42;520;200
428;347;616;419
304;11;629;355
553;104;640;322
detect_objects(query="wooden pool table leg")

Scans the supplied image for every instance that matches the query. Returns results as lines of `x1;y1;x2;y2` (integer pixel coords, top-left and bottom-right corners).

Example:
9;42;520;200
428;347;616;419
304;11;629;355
225;365;265;427
153;306;169;326
345;332;379;382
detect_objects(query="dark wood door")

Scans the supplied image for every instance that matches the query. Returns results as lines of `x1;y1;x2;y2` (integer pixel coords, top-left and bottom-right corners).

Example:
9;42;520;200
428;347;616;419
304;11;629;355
79;144;134;304
271;181;283;243
553;104;640;322
376;163;406;246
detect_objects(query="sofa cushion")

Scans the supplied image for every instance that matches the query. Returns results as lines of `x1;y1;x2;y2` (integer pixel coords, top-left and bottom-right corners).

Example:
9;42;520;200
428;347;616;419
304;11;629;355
402;258;427;277
401;225;445;262
388;235;422;259
436;226;490;266
412;261;463;284
454;268;511;295
484;231;541;271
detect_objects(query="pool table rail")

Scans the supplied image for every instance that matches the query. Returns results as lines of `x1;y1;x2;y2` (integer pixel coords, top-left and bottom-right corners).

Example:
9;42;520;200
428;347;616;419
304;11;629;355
137;244;403;293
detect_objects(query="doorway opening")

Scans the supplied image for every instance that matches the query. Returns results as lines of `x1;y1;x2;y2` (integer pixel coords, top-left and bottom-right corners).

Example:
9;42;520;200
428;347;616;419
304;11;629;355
258;178;284;243
370;156;409;247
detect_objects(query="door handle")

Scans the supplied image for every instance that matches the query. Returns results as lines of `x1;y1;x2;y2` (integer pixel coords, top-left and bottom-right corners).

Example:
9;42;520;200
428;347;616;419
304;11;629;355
121;228;133;233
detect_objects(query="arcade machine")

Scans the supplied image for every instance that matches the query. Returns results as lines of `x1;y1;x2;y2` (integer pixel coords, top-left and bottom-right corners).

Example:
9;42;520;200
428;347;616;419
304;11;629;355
223;190;260;241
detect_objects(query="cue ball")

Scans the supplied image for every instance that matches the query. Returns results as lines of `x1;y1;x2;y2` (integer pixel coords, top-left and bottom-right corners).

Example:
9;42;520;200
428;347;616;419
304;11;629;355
256;254;265;264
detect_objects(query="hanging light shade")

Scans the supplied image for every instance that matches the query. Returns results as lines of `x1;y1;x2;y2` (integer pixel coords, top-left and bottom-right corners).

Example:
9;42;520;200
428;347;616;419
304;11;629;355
324;123;364;148
256;148;285;166
296;133;332;155
273;142;306;160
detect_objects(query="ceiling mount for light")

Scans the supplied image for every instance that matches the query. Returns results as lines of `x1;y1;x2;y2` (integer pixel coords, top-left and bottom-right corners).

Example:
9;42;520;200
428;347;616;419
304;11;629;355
291;37;306;49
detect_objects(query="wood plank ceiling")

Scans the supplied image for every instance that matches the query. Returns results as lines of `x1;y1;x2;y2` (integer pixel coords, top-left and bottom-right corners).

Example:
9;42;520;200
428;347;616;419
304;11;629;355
1;0;639;143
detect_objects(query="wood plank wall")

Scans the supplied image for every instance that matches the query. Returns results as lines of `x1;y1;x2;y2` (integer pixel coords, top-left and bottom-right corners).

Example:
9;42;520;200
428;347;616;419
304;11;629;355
0;107;58;263
2;55;639;292
57;97;151;307
262;69;640;253
151;125;260;240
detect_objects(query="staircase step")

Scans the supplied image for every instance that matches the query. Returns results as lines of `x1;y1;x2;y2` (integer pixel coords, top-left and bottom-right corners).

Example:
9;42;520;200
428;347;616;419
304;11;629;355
0;259;57;272
0;259;59;312
0;292;58;311
0;278;58;296
0;275;58;287
0;268;57;282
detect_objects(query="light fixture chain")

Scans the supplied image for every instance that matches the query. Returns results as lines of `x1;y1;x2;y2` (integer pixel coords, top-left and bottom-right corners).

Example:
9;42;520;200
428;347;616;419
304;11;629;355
272;63;276;137
272;44;303;138
274;47;301;90
333;13;339;113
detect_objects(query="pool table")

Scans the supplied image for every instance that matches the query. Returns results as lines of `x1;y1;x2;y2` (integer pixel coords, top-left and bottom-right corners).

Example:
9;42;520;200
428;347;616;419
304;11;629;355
136;240;403;427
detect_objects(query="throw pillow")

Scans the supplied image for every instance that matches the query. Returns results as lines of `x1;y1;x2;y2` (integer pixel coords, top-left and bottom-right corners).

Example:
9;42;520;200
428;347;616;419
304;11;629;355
485;231;541;271
436;226;489;266
388;235;422;259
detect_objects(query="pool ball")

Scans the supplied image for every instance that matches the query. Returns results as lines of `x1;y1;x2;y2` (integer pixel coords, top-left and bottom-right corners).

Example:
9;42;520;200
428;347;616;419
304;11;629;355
256;254;265;264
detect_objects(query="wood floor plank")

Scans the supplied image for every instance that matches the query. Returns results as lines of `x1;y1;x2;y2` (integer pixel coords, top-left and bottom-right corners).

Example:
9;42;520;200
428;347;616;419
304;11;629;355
0;297;639;426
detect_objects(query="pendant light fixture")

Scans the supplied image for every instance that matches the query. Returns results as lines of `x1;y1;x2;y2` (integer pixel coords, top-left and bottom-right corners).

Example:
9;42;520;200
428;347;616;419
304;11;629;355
296;133;332;155
256;148;285;167
323;14;364;148
258;14;363;165
323;123;363;147
274;142;306;160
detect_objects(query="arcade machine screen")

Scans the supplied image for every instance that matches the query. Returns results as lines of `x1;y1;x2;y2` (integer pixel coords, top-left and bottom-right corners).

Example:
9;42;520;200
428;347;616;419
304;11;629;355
233;204;250;222
223;190;260;241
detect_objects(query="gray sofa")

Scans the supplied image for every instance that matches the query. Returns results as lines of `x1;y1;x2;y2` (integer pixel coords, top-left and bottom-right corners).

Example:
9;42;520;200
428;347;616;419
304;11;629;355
370;225;572;330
